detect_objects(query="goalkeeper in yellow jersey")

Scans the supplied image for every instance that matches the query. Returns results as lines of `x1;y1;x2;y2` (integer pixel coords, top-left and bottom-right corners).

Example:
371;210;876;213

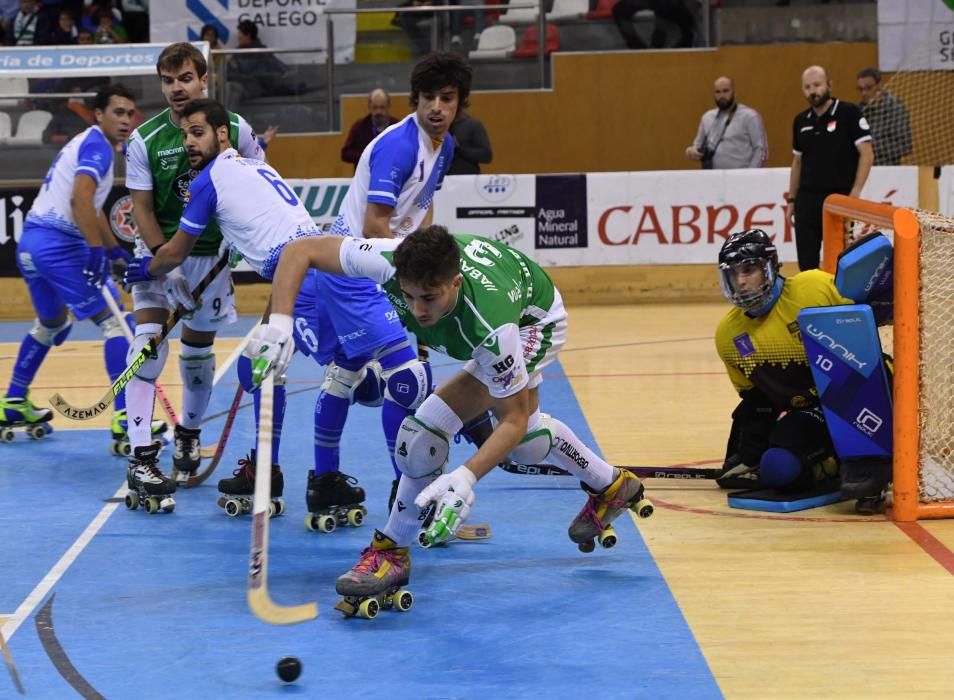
714;229;851;493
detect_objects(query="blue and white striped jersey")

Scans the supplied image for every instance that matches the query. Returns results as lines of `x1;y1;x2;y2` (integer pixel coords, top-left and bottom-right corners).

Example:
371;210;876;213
334;113;454;239
26;126;114;238
179;148;319;280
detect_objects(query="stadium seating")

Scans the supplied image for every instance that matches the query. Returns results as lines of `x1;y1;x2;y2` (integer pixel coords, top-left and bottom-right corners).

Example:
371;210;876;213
469;25;518;60
0;77;29;108
6;110;53;146
510;23;560;59
499;1;540;26
548;0;588;22
0;112;11;144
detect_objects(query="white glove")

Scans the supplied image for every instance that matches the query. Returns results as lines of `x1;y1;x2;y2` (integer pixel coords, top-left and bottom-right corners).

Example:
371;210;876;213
162;267;196;311
415;465;477;547
243;314;295;386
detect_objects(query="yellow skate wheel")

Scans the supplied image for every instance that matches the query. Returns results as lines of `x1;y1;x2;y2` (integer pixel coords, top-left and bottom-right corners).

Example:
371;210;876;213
124;491;139;510
633;499;654;519
27;424;48;439
225;498;243;517
144;497;160;514
578;540;596;553
305;514;320;531
270;499;285;517
347;508;364;527
599;526;617;549
109;441;119;456
1;428;14;443
358;598;380;619
318;514;337;533
394;589;413;612
120;442;132;457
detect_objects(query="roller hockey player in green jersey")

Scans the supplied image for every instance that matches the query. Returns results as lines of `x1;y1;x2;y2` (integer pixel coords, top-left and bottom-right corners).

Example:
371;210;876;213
122;42;265;502
244;225;654;616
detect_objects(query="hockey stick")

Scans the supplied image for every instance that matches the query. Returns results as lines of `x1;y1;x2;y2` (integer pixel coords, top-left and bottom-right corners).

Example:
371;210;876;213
50;254;229;421
0;619;24;694
454;523;492;540
100;286;179;427
248;373;319;625
500;462;721;480
185;384;243;488
212;321;259;388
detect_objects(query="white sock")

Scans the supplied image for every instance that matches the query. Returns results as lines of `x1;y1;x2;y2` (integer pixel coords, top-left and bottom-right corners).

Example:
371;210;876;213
125;375;156;449
179;343;215;429
382;474;436;546
549;418;617;491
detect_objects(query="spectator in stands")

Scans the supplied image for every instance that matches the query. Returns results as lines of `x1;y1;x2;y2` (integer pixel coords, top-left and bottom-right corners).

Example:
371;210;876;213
43;90;94;145
340;87;400;170
4;0;52;45
685;76;767;169
258;124;278;151
80;0;119;32
76;25;92;42
225;19;302;111
119;0;147;43
449;0;486;51
612;0;695;50
393;0;435;57
200;23;225;75
93;8;126;43
448;108;492;174
787;65;873;270
856;67;912;166
48;8;77;43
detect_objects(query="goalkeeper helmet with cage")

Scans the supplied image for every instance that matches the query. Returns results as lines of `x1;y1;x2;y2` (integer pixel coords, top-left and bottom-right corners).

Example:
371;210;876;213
718;229;781;311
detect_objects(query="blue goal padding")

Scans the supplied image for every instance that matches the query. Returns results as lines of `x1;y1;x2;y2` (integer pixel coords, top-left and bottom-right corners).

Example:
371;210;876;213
728;487;845;513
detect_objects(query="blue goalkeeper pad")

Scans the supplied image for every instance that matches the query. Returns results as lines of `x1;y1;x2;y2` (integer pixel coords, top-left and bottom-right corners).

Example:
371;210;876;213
835;232;893;304
798;305;892;462
728;485;844;513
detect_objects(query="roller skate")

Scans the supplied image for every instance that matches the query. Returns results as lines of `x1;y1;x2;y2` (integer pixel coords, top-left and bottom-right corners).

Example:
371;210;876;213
0;394;54;443
335;530;413;619
569;469;654;553
172;425;201;484
125;444;176;514
109;409;167;457
216;451;285;518
304;470;367;532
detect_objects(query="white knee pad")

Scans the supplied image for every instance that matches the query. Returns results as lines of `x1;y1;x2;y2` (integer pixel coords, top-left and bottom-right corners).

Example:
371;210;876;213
509;411;554;464
320;361;384;407
29;317;72;347
128;325;168;382
180;350;215;391
96;314;124;340
395;415;450;478
382;359;433;411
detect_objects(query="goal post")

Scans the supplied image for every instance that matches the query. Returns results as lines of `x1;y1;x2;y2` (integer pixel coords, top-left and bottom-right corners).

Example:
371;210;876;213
822;194;954;521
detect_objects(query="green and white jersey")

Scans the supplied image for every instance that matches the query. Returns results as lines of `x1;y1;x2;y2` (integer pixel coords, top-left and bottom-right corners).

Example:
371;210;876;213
339;233;563;397
125;107;264;256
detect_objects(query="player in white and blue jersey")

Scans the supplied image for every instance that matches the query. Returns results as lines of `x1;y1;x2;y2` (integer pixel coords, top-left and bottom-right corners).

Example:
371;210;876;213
0;85;147;444
124;98;420;520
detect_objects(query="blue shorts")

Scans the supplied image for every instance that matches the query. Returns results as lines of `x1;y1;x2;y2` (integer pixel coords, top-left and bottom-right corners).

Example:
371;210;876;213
292;269;407;366
17;223;119;321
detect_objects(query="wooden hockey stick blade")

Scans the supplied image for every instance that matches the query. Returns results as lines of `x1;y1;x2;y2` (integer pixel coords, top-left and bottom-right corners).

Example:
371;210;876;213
185;385;243;488
0;619;24;695
247;375;318;624
500;462;721;480
101;287;180;427
455;523;492;540
51;254;229;421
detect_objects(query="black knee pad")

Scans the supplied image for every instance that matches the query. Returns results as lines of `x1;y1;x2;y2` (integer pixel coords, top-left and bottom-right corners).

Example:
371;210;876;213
768;408;836;492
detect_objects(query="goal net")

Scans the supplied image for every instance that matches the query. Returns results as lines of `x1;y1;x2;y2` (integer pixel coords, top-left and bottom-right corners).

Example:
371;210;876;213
823;194;954;520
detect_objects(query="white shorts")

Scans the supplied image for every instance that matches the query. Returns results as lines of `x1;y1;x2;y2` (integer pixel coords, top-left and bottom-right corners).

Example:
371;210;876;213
131;241;237;332
464;288;568;393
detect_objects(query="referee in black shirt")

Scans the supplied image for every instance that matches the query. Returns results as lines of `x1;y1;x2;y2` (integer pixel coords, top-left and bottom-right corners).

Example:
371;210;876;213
787;65;874;270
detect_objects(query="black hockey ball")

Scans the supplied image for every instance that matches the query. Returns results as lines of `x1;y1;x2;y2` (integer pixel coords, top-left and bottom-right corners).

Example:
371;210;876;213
276;656;302;683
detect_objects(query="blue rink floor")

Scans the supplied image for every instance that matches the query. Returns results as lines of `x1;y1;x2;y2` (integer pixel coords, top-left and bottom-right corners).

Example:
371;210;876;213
0;319;720;699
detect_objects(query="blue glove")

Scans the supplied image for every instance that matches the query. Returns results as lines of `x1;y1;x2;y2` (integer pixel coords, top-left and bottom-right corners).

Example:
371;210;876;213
83;246;108;288
106;246;134;283
123;255;155;290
